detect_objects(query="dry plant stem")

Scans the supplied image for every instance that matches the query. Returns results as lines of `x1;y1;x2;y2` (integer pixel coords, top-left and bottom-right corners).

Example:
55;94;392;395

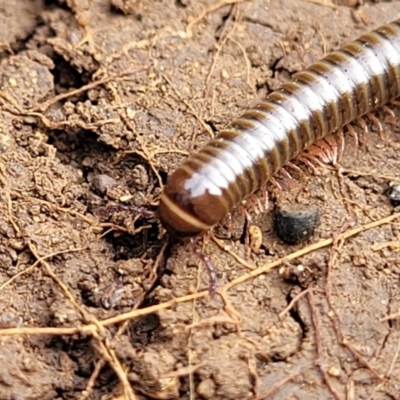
247;357;260;399
279;288;311;320
1;211;399;337
385;334;400;378
211;235;256;270
188;265;203;400
0;247;85;292
219;288;243;325
4;190;21;235
94;340;138;400
161;73;213;138
325;238;382;380
382;311;400;321
0;169;140;400
79;241;167;400
33;63;153;113
339;167;400;182
190;2;240;150
336;172;357;220
0;88;119;131
255;363;314;399
346;378;355;400
0;63;153;136
19;195;98;225
186;0;244;37
223;211;400;291
315;23;328;56
115;105;164;186
228;37;252;86
308;289;342;400
27;242;138;400
79;358;105;400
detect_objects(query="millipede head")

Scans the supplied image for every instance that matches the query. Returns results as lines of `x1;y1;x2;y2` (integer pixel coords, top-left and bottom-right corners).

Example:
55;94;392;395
158;191;206;237
158;167;226;237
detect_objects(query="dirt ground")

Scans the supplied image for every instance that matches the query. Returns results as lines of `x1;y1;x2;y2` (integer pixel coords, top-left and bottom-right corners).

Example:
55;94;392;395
1;0;400;399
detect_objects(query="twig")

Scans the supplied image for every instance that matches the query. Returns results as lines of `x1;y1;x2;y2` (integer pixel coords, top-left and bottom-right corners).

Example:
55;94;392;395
308;289;341;400
33;63;153;113
1;212;398;336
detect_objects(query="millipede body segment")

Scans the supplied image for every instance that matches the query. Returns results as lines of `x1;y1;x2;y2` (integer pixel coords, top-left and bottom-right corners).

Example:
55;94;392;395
159;19;400;237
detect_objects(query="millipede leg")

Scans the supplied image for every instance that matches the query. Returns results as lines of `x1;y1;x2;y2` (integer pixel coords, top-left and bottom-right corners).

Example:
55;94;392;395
189;238;218;297
348;123;360;147
279;167;295;184
269;176;283;191
336;130;345;162
391;99;400;107
322;136;339;166
300;147;334;171
286;161;307;178
296;155;321;175
223;212;233;233
261;185;269;211
367;112;384;138
383;104;396;123
245;194;263;216
238;203;253;222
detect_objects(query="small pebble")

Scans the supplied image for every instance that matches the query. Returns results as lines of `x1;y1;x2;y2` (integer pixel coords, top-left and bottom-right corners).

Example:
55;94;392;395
92;174;118;195
388;184;400;207
328;366;341;377
248;225;262;252
274;204;319;244
197;378;216;399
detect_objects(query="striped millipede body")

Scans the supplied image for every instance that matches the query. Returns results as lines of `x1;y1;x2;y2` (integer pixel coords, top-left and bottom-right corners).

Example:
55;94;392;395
158;18;400;237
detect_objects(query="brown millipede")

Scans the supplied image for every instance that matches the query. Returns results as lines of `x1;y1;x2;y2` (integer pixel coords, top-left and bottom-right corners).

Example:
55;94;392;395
159;18;400;237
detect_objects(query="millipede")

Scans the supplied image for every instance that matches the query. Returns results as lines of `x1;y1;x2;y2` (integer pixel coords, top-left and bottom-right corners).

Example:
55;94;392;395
158;18;400;238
